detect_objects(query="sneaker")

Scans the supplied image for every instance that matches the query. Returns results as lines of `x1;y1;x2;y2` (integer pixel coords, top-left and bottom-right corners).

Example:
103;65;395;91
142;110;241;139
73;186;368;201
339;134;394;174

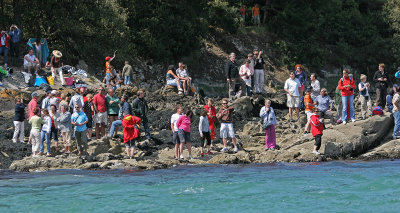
32;155;39;158
221;147;228;152
312;151;320;155
265;148;269;151
189;155;193;159
180;155;184;159
178;88;183;91
46;153;52;157
178;91;183;95
289;119;294;122
206;151;213;155
351;119;355;123
233;147;238;153
343;121;347;125
200;152;204;157
303;131;308;136
270;148;275;151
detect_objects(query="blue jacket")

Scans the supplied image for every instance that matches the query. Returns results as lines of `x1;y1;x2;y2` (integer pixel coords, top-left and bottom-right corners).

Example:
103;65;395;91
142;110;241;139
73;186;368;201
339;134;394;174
295;71;307;86
259;106;277;126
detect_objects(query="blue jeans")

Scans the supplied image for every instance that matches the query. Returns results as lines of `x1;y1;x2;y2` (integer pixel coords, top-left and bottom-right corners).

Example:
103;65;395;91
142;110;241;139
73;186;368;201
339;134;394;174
342;95;355;122
393;112;400;139
0;46;9;66
124;76;131;85
109;120;122;136
106;73;112;84
40;130;51;153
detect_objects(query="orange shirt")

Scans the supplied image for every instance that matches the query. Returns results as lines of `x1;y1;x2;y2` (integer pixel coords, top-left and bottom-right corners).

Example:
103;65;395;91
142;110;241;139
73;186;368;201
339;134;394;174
252;7;260;16
304;94;314;112
106;61;111;73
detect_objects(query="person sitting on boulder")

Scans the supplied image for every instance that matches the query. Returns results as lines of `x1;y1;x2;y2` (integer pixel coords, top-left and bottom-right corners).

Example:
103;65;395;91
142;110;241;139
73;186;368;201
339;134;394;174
166;65;183;94
23;49;40;74
314;88;335;127
309;107;324;155
122;112;141;159
176;62;192;95
109;95;132;138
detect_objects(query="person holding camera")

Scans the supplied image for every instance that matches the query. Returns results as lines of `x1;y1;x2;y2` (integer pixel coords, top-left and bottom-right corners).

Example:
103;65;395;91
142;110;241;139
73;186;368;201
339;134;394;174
260;99;277;151
239;59;253;96
0;30;11;67
338;69;356;124
373;63;389;109
9;25;22;67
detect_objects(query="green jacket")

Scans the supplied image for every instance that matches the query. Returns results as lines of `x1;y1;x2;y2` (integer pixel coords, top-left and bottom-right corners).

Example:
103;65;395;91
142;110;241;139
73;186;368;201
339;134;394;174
122;64;134;78
132;97;148;118
335;86;342;105
106;94;120;115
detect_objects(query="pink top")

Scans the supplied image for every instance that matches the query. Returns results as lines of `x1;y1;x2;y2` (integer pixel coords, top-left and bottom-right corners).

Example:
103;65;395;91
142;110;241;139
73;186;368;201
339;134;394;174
176;115;191;132
28;99;37;119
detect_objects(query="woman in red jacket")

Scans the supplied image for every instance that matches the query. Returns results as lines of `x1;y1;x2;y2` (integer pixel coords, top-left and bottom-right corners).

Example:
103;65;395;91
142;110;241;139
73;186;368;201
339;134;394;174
337;69;356;124
122;113;141;159
204;98;216;147
309;108;324;155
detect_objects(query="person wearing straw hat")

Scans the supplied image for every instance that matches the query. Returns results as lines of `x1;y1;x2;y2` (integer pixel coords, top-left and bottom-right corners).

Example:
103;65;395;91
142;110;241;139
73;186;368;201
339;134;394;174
51;50;65;85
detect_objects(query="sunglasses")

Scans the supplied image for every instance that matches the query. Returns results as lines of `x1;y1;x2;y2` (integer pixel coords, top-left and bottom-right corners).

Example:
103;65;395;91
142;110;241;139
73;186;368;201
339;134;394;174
222;103;228;104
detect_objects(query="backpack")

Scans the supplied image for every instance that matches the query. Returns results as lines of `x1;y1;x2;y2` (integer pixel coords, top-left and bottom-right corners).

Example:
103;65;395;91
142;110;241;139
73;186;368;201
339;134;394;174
299;96;305;111
372;106;383;115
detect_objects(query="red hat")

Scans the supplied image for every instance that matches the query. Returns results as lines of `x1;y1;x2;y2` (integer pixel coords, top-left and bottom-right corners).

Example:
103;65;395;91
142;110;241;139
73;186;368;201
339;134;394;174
105;56;111;61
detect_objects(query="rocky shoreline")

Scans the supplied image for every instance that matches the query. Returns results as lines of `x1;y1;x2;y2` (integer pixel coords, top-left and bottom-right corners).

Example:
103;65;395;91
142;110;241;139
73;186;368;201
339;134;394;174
2;87;399;173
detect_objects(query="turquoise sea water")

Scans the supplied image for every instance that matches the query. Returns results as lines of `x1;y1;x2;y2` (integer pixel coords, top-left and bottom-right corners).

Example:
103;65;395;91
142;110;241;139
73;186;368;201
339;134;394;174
1;160;400;213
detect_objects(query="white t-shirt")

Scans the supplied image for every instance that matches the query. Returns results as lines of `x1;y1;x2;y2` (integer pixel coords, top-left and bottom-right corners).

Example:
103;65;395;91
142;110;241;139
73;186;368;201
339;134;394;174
24;54;36;66
284;78;301;97
170;113;181;132
176;68;189;78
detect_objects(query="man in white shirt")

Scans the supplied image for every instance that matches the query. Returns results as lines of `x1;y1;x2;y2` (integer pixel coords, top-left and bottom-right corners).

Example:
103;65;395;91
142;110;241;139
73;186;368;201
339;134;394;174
284;71;301;122
170;105;183;159
23;49;40;74
310;73;320;100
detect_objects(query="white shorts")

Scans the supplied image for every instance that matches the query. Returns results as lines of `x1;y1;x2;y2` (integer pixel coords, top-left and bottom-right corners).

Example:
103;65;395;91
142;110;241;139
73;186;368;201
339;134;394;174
220;123;235;139
287;95;300;108
94;112;107;124
306;111;313;121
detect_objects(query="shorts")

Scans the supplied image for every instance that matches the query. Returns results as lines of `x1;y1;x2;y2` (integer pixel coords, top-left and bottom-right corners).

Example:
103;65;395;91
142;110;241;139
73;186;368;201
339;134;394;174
201;131;211;146
94;112;107;124
125;140;136;148
172;131;181;144
220;123;235;139
306;111;313;121
167;79;177;87
287;95;300;108
178;129;191;143
314;134;322;150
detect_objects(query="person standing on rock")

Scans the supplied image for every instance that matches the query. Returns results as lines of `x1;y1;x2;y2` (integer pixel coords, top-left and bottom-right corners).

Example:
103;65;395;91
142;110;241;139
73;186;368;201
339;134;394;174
204;98;216;148
71;104;88;155
239;59;253;96
13;97;25;143
176;108;193;159
373;63;389;109
216;99;238;153
335;86;342;123
69;87;84;113
338;69;356;124
310;73;320;100
226;53;243;100
40;109;52;157
0;30;11;67
9;24;22;67
29;107;44;157
122;112;141;159
49;104;60;151
260;99;277;151
57;104;72;154
294;64;307;96
105;51;116;85
253;50;265;94
303;86;314;135
199;109;213;157
284;71;301;122
106;88;120;130
93;87;108;139
392;86;400;139
50;50;65;86
28;92;40;120
122;61;134;86
83;93;94;141
358;74;372;120
170;105;183;159
41;90;53;111
310;107;323;155
132;89;150;139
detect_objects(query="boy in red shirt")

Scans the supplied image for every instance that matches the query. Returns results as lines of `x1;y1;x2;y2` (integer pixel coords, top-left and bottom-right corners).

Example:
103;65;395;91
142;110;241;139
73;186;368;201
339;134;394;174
310;107;323;155
122;112;141;159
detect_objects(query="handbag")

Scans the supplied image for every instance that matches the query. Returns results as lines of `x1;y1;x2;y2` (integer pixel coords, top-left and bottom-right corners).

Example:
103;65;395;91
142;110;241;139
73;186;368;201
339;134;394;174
262;109;271;130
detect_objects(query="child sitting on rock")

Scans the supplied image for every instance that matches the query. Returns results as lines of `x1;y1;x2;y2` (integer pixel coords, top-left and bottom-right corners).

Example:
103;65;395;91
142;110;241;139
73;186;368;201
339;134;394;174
122;112;141;159
309;107;323;155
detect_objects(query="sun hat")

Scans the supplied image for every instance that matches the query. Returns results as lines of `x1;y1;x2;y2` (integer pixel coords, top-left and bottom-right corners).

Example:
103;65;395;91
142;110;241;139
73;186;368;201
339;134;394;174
51;90;58;95
53;50;62;58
